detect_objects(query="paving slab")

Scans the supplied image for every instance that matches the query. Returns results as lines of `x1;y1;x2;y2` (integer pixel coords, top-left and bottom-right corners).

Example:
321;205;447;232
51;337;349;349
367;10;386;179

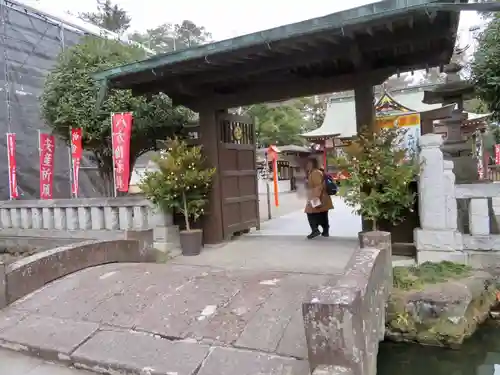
174;236;356;274
276;307;309;359
234;274;322;354
0;314;98;358
71;330;210;375
197;347;310;375
0;309;26;332
0;349;42;374
0;349;93;374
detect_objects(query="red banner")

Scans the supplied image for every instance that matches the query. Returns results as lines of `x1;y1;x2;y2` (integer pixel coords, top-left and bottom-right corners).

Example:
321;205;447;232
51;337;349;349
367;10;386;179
39;133;55;199
111;113;132;192
71;128;83;196
495;144;500;165
6;133;18;199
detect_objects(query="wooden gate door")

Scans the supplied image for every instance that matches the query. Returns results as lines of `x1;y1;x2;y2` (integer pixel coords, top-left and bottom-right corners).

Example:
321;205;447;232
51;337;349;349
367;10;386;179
217;113;260;238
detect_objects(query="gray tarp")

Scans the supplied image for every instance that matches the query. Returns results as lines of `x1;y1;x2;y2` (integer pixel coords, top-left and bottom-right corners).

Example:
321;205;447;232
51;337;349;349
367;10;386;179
0;1;105;200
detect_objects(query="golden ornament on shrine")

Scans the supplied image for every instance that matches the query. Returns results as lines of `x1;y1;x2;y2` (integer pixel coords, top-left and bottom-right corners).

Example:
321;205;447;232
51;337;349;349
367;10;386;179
233;124;243;141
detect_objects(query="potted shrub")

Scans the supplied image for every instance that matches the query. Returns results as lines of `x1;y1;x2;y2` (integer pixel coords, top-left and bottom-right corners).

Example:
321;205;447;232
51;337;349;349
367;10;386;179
334;126;420;236
140;137;215;256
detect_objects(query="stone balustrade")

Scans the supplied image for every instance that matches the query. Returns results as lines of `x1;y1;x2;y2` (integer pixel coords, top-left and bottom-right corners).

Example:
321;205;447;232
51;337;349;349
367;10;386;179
0;197;179;253
0;197;152;233
415;133;500;267
456;183;500;236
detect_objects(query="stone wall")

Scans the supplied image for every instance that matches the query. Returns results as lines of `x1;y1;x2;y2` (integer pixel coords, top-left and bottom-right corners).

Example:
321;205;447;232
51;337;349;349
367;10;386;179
0;197;180;254
415;134;500;267
0;237;156;308
303;232;392;375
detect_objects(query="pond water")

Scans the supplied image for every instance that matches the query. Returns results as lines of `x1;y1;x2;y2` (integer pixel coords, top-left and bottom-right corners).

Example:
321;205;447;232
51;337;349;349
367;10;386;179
377;324;500;375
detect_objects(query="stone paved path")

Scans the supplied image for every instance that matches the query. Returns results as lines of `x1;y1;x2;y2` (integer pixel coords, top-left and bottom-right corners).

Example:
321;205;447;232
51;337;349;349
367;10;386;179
0;204;360;375
0;263;329;374
259;191;306;222
256;196;361;238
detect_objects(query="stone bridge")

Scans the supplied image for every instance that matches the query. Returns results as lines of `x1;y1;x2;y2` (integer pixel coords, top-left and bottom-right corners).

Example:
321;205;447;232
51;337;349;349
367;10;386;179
0;204;391;375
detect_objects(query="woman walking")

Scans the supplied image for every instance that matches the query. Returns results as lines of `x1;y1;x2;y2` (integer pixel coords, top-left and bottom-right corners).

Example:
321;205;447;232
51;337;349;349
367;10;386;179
304;157;333;239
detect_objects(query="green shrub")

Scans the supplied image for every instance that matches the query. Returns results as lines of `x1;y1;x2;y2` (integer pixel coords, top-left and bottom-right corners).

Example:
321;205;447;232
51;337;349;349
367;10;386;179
140;138;215;231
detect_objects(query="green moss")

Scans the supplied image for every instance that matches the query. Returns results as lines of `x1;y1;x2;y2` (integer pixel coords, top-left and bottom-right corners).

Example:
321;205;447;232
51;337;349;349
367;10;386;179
393;261;472;290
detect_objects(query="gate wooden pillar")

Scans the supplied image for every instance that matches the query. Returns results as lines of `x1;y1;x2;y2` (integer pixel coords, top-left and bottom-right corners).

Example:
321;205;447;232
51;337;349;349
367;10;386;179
354;84;376;233
199;108;224;244
354;84;376;134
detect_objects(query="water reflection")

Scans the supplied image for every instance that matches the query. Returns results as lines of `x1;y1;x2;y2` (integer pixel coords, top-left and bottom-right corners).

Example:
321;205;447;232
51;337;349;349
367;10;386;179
377;324;500;375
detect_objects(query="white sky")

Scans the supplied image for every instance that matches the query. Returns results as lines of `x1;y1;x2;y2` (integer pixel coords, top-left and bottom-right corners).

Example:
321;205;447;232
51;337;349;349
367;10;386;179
22;0;483;44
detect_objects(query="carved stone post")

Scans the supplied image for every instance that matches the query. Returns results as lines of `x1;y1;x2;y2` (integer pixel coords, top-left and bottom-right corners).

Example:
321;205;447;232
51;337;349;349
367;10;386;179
359;231;392;344
418;134;447;230
359;231;392;293
414;134;464;263
444;160;458;231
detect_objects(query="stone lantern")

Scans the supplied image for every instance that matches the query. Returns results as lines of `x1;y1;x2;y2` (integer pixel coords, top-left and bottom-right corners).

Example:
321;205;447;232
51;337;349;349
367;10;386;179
422;47;486;182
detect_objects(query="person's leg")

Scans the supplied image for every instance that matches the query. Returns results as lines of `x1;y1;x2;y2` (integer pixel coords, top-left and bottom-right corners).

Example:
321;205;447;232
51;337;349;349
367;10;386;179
321;210;330;237
307;213;316;231
307;213;321;239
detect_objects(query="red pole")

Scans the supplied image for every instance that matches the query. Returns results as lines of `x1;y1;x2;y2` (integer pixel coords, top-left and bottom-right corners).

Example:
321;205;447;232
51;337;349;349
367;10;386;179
273;158;279;207
268;145;279;207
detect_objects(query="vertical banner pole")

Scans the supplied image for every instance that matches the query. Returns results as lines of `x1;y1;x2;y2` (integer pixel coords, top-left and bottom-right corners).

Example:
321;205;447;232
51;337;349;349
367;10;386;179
6;133;12;200
6;133;11;200
37;130;41;199
110;113;117;197
68;128;74;198
273;156;279;207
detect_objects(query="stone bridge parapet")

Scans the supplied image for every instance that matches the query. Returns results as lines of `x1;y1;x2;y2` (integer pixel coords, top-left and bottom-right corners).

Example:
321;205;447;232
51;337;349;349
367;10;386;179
0;235;156;308
303;231;392;375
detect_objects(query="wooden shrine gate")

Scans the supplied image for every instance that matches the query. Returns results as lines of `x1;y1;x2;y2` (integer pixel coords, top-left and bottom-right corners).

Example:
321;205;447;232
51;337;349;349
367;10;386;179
217;113;260;239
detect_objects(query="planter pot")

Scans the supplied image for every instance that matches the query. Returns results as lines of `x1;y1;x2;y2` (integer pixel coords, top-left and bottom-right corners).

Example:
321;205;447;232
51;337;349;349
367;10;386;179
179;229;203;256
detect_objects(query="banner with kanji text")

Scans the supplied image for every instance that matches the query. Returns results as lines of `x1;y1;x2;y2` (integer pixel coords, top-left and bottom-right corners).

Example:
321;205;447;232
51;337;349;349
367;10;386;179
39;133;55;199
71;128;83;196
6;133;18;199
111;112;132;193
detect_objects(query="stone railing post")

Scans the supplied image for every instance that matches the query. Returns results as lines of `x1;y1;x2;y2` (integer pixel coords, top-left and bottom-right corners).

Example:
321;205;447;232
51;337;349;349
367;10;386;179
304;238;391;375
418;134;447;230
150;208;180;255
469;198;490;236
444;160;458;231
414;134;464;263
359;231;392;342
